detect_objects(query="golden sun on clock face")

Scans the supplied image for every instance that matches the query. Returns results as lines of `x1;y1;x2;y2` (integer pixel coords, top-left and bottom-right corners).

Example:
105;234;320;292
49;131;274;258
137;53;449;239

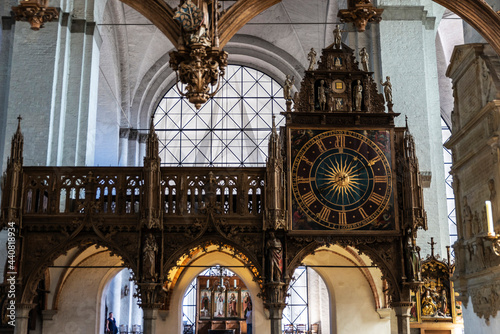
291;129;393;230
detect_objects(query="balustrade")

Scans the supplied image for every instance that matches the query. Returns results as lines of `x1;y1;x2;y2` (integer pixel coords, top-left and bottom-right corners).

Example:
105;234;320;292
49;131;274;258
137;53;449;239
20;167;265;222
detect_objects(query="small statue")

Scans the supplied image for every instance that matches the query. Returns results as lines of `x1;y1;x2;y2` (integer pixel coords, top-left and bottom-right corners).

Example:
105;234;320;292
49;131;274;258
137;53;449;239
318;80;327;111
359;47;369;71
405;236;422;281
307;48;317;71
354;80;363;111
335;98;342;111
421;288;438;316
334;57;342;68
292;92;300;111
463;196;472;238
489;179;496;201
380;76;393;104
267;232;283;282
143;233;158;281
437;289;448;317
284;75;294;100
333;24;343;49
472;211;481;236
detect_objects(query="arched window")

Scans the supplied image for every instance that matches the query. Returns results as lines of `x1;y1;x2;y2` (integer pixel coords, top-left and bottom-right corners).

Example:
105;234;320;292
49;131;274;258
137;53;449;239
283;266;329;334
154;65;286;167
182;266;250;334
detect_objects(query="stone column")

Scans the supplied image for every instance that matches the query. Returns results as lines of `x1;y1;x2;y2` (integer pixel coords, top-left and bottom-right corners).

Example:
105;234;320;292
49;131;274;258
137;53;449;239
263;282;287;334
142;307;159;334
137;282;163;334
14;304;35;334
378;2;449;256
392;302;412;334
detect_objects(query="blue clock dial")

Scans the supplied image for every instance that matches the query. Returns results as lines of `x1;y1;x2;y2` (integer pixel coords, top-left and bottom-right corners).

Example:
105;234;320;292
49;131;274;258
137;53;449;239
311;150;373;211
291;129;392;230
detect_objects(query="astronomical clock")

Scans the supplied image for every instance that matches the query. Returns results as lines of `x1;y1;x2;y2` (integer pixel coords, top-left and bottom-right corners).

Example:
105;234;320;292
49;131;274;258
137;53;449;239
290;128;394;231
283;39;408;235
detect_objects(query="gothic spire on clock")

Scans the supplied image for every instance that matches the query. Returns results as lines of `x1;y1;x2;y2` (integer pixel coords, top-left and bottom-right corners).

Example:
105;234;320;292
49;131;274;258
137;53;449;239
293;39;386;114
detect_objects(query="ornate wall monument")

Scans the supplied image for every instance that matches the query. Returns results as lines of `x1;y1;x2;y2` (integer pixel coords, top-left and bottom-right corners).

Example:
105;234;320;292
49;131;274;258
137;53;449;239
446;43;500;331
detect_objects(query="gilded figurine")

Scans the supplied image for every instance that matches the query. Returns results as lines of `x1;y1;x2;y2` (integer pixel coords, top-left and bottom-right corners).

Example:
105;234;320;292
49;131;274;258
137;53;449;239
284;75;294;100
359;47;369;71
354;80;363;111
421;288;438;316
307;48;317;71
380;76;393;104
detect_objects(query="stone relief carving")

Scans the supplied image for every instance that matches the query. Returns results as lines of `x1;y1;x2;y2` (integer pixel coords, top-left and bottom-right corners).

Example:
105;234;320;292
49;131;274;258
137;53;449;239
470;282;500;322
463;196;473;239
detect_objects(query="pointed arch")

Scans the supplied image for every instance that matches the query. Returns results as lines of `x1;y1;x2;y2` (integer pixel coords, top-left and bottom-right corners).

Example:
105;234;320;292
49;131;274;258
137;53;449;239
21;235;138;305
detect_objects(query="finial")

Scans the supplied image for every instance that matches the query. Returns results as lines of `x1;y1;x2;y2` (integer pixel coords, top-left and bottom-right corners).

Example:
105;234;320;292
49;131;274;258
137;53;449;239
272;115;276;130
446;245;451;268
16;115;22;133
405;115;408;129
428;237;436;257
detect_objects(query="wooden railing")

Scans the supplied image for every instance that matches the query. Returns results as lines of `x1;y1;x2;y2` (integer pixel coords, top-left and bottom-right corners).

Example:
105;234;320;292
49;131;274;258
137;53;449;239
21;167;266;222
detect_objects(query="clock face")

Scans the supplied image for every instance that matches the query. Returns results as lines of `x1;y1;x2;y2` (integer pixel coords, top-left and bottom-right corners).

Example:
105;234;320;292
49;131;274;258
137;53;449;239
291;129;393;230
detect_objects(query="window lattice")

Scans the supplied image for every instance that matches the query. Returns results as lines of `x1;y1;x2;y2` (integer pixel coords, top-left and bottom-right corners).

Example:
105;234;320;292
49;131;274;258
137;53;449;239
154;65;286;167
442;119;456;251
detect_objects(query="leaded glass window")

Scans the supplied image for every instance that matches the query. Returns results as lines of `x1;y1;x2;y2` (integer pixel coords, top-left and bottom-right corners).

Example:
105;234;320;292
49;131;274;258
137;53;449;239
442;119;457;250
154;65;286;167
283;267;309;332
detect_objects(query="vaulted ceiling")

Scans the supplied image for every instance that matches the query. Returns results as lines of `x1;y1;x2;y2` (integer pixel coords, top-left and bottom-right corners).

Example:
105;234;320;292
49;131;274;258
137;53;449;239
95;0;499;132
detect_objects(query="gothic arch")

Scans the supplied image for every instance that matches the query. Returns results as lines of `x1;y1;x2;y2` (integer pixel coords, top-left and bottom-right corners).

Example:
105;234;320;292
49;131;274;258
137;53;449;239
163;236;263;294
20;234;139;305
287;240;401;302
158;249;270;334
50;248;122;310
433;0;500;56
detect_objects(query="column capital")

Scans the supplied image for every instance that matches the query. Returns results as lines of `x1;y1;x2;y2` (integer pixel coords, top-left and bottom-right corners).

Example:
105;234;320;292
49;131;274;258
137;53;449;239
379;5;435;29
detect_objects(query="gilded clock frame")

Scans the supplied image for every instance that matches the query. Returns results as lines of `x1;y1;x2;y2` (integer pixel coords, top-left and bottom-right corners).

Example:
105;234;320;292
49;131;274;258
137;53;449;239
287;125;400;234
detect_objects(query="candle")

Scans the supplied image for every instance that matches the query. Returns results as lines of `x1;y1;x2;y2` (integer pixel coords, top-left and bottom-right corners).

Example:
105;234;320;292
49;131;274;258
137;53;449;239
234;279;237;288
207;279;210;289
486;201;495;236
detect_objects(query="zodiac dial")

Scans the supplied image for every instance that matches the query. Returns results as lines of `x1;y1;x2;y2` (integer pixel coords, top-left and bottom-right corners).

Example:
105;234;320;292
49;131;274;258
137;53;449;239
291;129;392;230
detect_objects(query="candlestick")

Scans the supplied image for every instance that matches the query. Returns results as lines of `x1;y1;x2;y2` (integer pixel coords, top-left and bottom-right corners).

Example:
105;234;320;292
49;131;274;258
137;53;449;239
207;279;210;289
234;279;237;288
486;201;495;236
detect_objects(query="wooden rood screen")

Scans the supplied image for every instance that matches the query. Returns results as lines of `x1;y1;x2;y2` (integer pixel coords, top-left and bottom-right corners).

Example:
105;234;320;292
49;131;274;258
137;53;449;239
21;166;265;222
